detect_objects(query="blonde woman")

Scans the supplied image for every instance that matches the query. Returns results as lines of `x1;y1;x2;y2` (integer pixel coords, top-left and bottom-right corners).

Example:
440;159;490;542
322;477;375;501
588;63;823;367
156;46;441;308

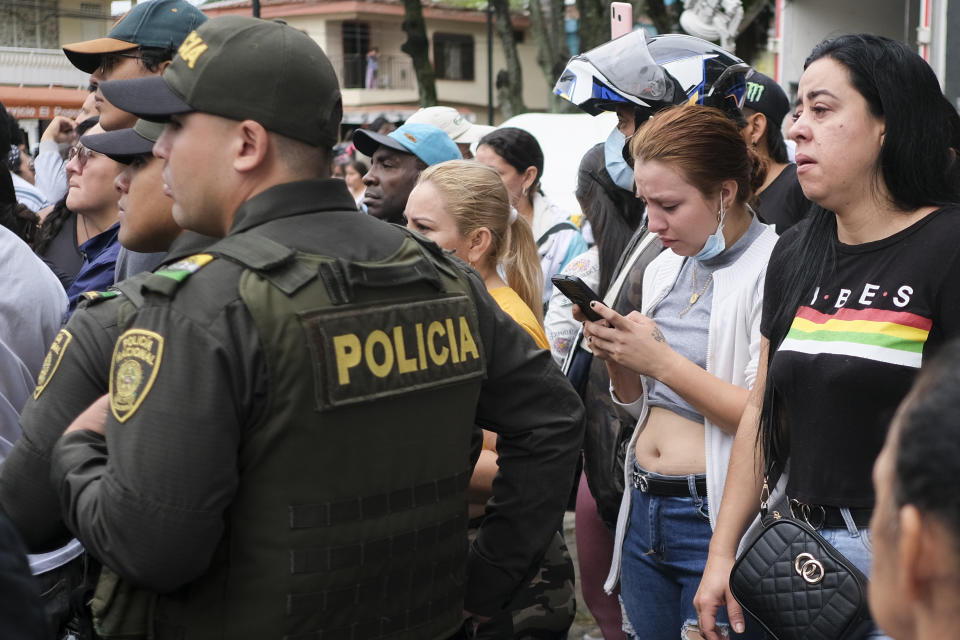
405;159;576;638
406;159;546;345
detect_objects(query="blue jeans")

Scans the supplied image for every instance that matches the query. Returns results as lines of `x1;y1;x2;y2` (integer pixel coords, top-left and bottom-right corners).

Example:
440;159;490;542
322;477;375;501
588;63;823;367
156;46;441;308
620;465;762;640
819;507;892;640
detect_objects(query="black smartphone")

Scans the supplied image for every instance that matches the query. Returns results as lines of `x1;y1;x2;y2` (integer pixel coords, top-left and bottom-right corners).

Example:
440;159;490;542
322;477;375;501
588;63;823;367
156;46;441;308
551;275;604;321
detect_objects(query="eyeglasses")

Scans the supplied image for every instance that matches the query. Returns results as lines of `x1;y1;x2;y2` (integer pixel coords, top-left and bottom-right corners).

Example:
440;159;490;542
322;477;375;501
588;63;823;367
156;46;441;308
97;52;144;75
67;144;96;168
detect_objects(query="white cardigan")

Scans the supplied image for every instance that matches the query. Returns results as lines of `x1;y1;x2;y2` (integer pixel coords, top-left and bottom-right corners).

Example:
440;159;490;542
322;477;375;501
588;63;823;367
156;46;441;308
604;224;778;593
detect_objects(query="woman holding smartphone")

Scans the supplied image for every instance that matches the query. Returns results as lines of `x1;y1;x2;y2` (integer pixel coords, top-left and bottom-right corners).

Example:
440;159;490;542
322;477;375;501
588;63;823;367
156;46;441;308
695;34;960;640
580;104;776;639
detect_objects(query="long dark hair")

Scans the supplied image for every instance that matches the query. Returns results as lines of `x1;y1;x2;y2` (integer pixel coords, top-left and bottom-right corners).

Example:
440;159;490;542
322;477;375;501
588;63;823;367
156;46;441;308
0;170;39;244
0;110;39;245
758;34;960;474
477;127;545;194
575;143;644;293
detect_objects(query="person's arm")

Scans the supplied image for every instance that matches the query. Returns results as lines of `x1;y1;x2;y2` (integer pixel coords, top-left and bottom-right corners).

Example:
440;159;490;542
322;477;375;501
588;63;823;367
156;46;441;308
468;429;499;505
585;303;748;433
50;302;254;592
40;116;76;146
33;117;74;205
33;141;67;205
693;338;769;640
0;307;115;552
463;269;584;618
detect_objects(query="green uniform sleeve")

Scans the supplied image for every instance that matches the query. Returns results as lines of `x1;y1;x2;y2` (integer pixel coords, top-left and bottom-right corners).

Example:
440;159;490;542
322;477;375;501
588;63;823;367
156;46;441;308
462;269;585;616
0;304;117;552
50;299;262;592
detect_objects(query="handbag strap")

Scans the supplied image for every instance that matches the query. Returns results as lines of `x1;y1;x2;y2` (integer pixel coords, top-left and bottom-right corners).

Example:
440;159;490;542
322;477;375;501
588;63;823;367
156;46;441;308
758;376;778;520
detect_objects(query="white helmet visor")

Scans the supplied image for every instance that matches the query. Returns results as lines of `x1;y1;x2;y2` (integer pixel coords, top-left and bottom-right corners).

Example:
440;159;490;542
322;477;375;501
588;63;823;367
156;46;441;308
582;30;672;103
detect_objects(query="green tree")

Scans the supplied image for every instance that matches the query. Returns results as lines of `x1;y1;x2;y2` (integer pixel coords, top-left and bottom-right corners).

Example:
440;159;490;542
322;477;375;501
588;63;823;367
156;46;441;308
576;0;608;52
401;0;437;107
490;0;527;116
642;0;679;35
527;0;573;111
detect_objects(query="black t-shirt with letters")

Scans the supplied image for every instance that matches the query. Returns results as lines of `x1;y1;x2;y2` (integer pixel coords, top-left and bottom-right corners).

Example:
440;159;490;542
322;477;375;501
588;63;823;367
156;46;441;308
761;207;960;507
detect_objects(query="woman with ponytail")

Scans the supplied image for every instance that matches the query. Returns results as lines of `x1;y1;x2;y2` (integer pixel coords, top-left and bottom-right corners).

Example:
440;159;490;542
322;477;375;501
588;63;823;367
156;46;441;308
475;127;588;312
406;159;547;345
578;104;776;639
695;35;960;640
406;160;576;639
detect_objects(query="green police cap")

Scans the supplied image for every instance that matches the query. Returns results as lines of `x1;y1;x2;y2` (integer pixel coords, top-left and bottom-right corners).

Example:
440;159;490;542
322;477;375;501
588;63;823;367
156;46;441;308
99;16;343;147
81;119;165;164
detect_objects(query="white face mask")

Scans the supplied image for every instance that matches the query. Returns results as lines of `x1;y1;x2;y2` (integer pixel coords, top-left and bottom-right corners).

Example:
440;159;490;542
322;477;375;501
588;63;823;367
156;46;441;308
604;125;635;192
694;196;727;261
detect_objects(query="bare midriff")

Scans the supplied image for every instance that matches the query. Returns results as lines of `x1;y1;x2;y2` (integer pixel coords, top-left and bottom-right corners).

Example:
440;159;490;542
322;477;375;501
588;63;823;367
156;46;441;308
634;406;705;475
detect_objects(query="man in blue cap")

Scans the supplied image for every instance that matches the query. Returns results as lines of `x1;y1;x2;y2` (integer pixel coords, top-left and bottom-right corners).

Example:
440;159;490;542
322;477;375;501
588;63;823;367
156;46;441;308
353;122;461;225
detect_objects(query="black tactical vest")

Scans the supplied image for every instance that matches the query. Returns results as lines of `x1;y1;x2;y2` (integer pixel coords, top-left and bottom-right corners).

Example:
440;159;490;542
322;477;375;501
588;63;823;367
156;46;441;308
149;231;486;639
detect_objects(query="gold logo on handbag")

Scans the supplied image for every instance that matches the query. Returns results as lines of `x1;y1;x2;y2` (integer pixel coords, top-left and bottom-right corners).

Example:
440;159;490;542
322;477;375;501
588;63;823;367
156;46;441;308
794;552;825;584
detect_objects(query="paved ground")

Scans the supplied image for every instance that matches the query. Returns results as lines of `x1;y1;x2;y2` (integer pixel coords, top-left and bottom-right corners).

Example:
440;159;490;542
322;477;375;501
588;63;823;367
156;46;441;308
564;511;604;640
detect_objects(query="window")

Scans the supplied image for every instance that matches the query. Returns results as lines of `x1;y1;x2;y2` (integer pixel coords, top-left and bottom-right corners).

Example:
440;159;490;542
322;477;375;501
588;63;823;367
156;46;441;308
433;33;474;81
342;21;370;89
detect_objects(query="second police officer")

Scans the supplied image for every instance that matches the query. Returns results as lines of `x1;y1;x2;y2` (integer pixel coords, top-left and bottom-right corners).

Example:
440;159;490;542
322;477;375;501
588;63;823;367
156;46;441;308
48;16;584;639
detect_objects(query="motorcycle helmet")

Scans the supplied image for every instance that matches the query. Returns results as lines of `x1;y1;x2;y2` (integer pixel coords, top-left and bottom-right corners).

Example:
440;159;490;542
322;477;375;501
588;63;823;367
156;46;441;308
554;31;750;121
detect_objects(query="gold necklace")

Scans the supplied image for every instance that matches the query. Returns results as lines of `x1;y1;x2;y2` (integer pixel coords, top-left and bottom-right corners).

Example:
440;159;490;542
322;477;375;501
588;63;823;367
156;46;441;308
679;262;713;318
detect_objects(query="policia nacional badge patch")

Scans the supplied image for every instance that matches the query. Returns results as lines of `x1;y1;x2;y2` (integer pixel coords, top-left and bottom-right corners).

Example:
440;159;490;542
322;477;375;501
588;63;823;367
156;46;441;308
110;329;164;423
34;329;73;399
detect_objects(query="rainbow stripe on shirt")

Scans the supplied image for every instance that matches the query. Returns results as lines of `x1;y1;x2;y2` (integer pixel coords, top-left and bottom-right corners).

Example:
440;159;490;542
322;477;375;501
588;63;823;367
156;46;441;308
778;306;932;368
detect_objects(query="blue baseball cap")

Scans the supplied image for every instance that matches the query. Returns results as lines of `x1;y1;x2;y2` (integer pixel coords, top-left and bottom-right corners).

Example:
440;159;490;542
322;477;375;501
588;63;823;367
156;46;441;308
353;123;462;166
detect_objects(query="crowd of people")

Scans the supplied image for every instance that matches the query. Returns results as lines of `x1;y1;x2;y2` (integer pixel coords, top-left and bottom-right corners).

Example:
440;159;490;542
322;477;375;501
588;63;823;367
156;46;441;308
0;2;959;640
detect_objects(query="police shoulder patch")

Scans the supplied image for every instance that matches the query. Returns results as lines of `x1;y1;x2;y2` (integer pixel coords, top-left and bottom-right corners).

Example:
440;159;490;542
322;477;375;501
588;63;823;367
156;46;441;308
34;329;72;399
154;253;215;284
82;290;120;303
110;329;164;423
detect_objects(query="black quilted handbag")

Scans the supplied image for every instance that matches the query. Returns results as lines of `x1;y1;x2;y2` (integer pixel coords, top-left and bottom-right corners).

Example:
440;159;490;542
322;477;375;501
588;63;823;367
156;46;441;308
729;484;873;640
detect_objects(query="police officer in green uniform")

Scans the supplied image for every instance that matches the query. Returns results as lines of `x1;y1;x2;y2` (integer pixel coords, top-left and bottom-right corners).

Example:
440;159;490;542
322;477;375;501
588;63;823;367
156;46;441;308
0;118;215;639
49;16;584;640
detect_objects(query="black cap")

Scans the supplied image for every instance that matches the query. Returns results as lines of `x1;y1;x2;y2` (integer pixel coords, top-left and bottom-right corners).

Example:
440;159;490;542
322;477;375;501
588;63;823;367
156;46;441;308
100;16;342;147
81;119;164;164
743;70;790;129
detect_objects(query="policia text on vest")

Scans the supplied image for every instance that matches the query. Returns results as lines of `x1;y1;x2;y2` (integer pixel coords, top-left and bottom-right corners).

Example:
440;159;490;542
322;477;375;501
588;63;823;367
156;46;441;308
317;296;482;406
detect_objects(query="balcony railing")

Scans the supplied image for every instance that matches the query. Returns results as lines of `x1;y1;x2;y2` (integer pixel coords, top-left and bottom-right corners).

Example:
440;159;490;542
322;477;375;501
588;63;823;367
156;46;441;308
328;53;416;91
0;47;88;88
